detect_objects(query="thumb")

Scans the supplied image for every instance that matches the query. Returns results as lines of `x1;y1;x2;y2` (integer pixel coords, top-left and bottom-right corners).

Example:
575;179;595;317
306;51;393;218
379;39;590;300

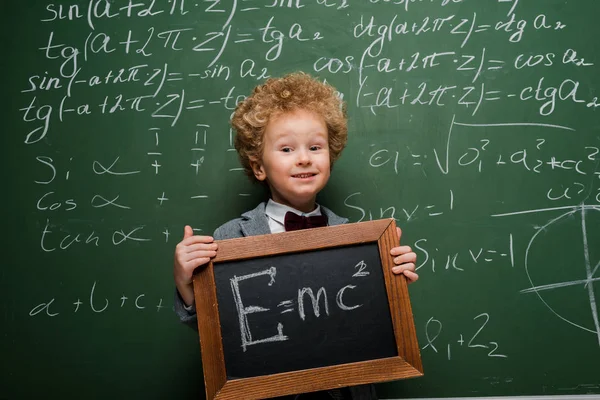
396;227;402;244
183;225;193;239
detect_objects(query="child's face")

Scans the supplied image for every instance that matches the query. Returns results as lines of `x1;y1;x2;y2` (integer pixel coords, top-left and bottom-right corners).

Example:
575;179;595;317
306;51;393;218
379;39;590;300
251;109;330;213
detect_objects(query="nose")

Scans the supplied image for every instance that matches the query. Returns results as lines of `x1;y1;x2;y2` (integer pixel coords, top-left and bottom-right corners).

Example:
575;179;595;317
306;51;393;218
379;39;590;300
296;148;312;166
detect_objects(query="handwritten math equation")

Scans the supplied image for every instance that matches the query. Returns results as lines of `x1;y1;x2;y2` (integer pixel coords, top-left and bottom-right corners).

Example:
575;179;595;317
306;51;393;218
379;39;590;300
20;0;600;143
28;280;166;317
422;313;508;360
226;260;370;351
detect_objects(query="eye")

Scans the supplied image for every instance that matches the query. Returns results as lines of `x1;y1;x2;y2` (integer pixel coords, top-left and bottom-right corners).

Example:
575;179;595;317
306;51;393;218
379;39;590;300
310;145;321;151
281;147;292;153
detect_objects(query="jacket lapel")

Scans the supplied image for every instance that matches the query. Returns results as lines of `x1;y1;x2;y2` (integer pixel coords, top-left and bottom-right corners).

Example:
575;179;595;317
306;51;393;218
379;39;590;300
239;202;271;237
321;205;349;226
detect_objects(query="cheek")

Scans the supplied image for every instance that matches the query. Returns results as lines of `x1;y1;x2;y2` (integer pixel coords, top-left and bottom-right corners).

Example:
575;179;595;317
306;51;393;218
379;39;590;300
322;155;331;170
320;159;331;178
269;159;290;177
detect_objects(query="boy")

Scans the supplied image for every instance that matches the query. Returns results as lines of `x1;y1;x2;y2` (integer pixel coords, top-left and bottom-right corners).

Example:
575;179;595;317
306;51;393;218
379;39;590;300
173;72;418;399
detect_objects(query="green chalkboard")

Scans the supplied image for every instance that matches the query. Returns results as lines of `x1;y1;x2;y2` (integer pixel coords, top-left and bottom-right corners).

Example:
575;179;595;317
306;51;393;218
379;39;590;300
3;0;600;399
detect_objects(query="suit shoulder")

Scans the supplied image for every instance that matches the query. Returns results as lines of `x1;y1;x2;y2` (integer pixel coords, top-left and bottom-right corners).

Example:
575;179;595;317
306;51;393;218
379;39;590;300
213;217;245;240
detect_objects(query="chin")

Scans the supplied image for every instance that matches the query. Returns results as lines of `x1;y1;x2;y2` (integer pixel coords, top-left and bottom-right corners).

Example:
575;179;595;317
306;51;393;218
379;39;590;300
287;194;317;206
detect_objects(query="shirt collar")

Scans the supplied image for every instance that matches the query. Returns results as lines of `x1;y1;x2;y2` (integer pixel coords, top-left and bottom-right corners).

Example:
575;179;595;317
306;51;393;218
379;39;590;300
265;199;322;226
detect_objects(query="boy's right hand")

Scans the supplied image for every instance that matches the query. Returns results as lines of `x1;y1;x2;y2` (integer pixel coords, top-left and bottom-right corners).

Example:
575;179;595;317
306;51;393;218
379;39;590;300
174;225;218;306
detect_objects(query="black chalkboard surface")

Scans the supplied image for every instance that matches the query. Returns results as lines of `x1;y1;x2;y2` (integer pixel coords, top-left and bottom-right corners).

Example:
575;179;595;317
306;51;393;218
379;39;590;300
5;0;600;399
193;219;422;400
215;244;397;379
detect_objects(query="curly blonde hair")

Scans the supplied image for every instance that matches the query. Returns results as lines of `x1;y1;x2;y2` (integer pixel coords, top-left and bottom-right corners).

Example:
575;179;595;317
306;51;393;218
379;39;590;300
232;72;348;181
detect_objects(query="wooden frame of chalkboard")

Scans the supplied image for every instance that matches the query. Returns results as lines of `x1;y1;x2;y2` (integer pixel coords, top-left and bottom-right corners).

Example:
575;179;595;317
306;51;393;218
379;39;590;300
193;218;423;400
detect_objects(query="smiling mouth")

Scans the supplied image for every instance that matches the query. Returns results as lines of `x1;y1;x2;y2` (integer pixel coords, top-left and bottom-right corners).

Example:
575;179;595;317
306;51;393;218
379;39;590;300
292;173;316;179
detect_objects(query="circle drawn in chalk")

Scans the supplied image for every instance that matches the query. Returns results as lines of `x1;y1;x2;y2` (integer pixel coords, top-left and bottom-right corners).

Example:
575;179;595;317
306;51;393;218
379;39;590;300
524;205;600;340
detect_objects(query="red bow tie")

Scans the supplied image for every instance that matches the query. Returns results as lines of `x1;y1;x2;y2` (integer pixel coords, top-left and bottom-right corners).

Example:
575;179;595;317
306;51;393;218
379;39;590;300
284;212;328;231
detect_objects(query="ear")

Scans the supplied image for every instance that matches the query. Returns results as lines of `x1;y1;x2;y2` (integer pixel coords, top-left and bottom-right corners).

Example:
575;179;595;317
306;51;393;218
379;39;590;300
249;158;267;181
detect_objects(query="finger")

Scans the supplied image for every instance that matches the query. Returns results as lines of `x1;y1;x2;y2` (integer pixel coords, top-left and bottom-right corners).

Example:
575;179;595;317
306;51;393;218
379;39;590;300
390;246;412;256
175;241;216;263
184;225;193;239
394;252;417;265
185;257;212;270
392;263;415;274
403;270;419;283
185;243;218;253
185;250;217;261
396;227;402;243
181;235;215;245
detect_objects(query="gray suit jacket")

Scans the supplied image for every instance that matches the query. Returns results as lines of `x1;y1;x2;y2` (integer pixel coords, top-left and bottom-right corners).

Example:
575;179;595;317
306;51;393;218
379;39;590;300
174;202;377;400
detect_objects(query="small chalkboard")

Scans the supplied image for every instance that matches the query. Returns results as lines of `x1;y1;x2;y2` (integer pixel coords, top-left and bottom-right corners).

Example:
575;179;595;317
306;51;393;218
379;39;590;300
193;219;423;400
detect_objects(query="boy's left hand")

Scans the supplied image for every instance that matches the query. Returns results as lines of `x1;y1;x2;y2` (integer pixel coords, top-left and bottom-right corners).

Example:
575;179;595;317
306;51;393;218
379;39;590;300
390;227;419;283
